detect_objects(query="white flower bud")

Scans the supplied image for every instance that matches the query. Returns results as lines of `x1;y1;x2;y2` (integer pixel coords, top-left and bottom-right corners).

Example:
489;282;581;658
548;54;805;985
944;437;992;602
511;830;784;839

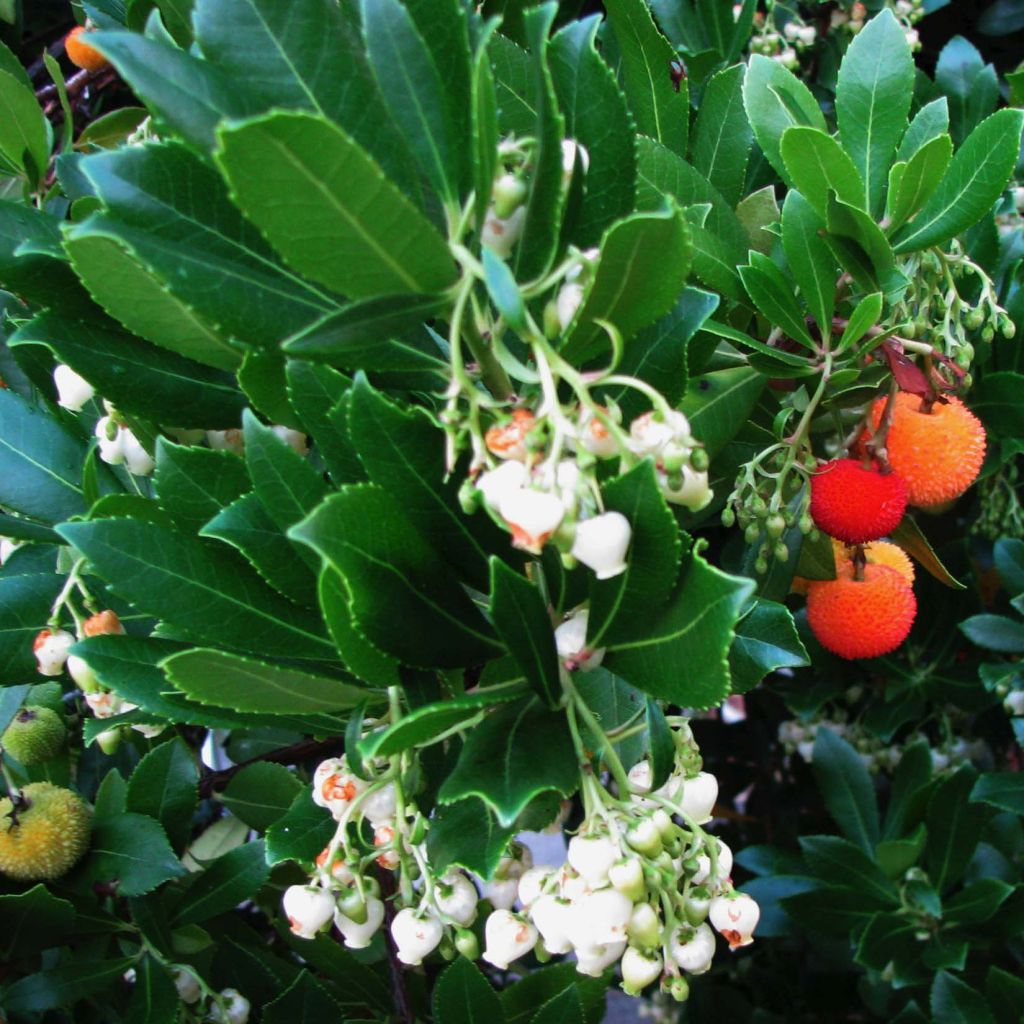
708;892;760;949
567;833;619;887
629;410;692;457
798;25;817;45
608;858;645;902
625;817;662;856
85;690;123;719
33;629;75;676
797;739;815;763
53;364;95;411
577;408;619;459
435;871;479;926
670;922;716;974
627;761;652;795
282;884;335;939
530;893;574;953
783;21;801;39
571;512;631;580
171;967;201;1004
335;895;385;949
517;866;554;908
491;174;528;218
362;782;397;826
482;909;538;969
271;425;308;456
206;429;244;454
499;489;565;554
482;877;520;911
132;721;166;739
556;281;585;332
312;758;367;819
66;654;100;693
555;609;605;672
659;467;712;511
482;205;526;259
210;989;250;1024
477;461;528;511
566;888;634;948
692;839;733;889
373;823;401;869
575;940;626;977
626;902;661;948
95;416;125;465
391;908;443;966
1004;691;1024;716
121;429;155;477
679;772;718;824
621;946;662;995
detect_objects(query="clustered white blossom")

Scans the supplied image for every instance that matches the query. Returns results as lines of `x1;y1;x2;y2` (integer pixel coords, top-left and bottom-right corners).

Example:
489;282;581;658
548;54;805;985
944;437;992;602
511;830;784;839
283;719;759;1003
123;963;248;1022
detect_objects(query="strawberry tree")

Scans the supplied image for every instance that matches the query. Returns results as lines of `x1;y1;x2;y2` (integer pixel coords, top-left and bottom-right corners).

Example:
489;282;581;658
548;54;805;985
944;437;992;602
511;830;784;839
0;1;1022;1022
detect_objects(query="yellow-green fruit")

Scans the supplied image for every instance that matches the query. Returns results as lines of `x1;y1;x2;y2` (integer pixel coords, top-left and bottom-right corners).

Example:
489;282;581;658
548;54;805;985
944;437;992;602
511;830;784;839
0;783;91;881
1;707;66;765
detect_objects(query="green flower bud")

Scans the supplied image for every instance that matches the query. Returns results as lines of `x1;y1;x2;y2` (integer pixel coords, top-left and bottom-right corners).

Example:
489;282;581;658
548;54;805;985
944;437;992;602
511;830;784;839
455;929;479;960
774;542;789;562
689;447;709;472
766;514;786;539
744;523;761;545
720;507;736;528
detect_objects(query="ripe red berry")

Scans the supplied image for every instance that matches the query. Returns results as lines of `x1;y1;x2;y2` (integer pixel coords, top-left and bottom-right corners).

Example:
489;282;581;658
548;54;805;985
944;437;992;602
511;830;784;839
809;459;907;543
806;563;916;659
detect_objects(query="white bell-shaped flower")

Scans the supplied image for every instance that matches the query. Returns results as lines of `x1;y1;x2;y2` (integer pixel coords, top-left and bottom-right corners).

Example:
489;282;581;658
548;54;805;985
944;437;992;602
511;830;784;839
577;409;619;459
271;425;308;456
555;609;605;672
566;887;634;948
171;967;201;1004
626;761;652;795
626;902;660;948
570;512;631;580
65;654;99;693
517;866;554;908
435;871;479;927
659;466;712;511
335;896;385;949
391;908;443;966
121;429;155;477
708;892;760;950
312;758;367;819
477;461;528;512
206;429;245;454
33;629;75;676
529;893;574;954
670;922;716;974
608;858;645;902
482;877;519;911
210;989;251;1024
0;538;18;565
692;839;733;889
499;488;564;554
362;782;397;826
575;939;626;977
561;139;590;181
282;884;335;939
95;416;125;465
84;690;123;719
482;909;538;968
54;364;94;411
629;410;692;458
679;772;718;824
567;833;619;887
620;946;663;995
1004;691;1024;716
482;205;527;259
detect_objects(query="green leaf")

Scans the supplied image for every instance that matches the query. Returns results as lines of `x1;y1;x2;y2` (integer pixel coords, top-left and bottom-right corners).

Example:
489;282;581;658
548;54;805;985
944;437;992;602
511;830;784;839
604;546;755;708
875;824;928;878
944;878;1014;926
125;738;199;851
222;762;304;830
0;885;76;961
549;16;636;246
215;110;456;299
838;292;883;352
237;350;301;429
57;519;336;661
887;134;953;233
348;376;506;591
781;190;836;334
742;54;826;184
292;485;501;668
91;32;254;152
971;773;1024;815
264;972;346;1024
739;251;815;350
0;574;62;679
883;739;932;839
162;648;373;713
986;966;1024;1024
588;461;683;647
835;8;915;215
533;985;585;1024
173;840;270;926
854;912;919;971
0;389;102;524
438;697;579;826
935;36;999;146
974;371;1024;439
679;366;766;458
926;766;991;893
425;798;516;878
500;964;607;1024
0;69;50;184
890;516;965;590
3;958;138;1012
471;22;499;232
897;97;950;162
434;957;505;1024
691;64;752;207
85;813;187;896
125;956;180;1024
932;972;996;1024
959;614;1024;653
489;33;535;138
285;362;363;482
80;142;338;350
154;440;249;531
490;559;560;708
10;312;245;426
811;726;880;853
561;203;692;363
729;599;809;694
605;0;688;156
825;192;899;291
780;125;866;220
892;109;1024;253
265;790;335;866
799;835;898;905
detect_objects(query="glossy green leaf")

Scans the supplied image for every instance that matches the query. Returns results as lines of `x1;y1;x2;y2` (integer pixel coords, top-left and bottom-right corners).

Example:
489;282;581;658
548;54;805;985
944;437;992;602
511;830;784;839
944;878;1014;926
125;738;199;851
490;559;560;708
0;574;62;679
84;813;186;897
3;958;139;1013
162;648;373;712
488;33;535;138
799;835;898;905
291;485;502;668
875;823;928;878
125;956;180;1024
533;985;585;1024
887;134;953;232
0;885;76;961
500;964;607;1024
216;111;457;299
971;773;1024;815
927;766;991;893
265;791;337;866
892;109;1024;253
426;798;516;878
739;251;815;349
691;64;752;207
221;762;304;830
264;972;346;1024
605;0;688;156
835;8;915;215
742;54;826;183
285;362;363;483
897;97;950;162
890;516;965;590
434;957;505;1024
812;726;880;853
0;69;50;184
781;190;836;334
838;292;883;352
826;193;898;290
604;547;754;707
935;36;998;146
931;972;996;1024
173;841;270;925
729;599;809;694
58;519;336;661
679;365;766;458
153;441;249;531
780;126;866;220
439;697;579;826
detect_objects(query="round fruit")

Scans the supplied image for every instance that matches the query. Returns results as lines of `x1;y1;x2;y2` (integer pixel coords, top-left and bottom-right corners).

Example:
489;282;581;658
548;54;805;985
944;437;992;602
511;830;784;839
807;563;916;660
0;783;91;881
791;539;915;596
1;706;66;765
870;393;986;507
65;26;109;72
809;459;908;543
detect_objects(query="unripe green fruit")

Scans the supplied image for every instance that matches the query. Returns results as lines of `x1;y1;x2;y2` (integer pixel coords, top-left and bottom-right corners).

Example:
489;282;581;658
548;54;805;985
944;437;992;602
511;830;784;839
744;523;760;545
765;514;786;539
2;707;66;765
455;928;479;960
0;782;91;880
338;887;368;925
720;507;735;528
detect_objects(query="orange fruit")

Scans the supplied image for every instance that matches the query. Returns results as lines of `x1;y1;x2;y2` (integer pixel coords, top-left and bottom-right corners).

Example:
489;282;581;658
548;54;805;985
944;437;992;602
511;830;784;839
65;26;109;72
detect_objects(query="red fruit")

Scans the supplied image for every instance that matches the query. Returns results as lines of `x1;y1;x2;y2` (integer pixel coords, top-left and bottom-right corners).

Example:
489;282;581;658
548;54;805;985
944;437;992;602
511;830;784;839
809;459;907;543
807;563;916;660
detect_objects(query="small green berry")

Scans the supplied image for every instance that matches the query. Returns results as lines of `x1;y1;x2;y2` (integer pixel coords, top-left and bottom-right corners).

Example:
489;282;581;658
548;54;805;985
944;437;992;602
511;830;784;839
1;707;66;765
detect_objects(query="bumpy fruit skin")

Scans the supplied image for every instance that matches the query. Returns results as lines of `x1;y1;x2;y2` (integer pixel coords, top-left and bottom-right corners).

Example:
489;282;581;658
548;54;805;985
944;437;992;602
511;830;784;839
1;706;66;765
65;26;109;71
791;539;914;596
809;459;907;543
0;783;91;881
870;393;986;507
807;563;916;659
